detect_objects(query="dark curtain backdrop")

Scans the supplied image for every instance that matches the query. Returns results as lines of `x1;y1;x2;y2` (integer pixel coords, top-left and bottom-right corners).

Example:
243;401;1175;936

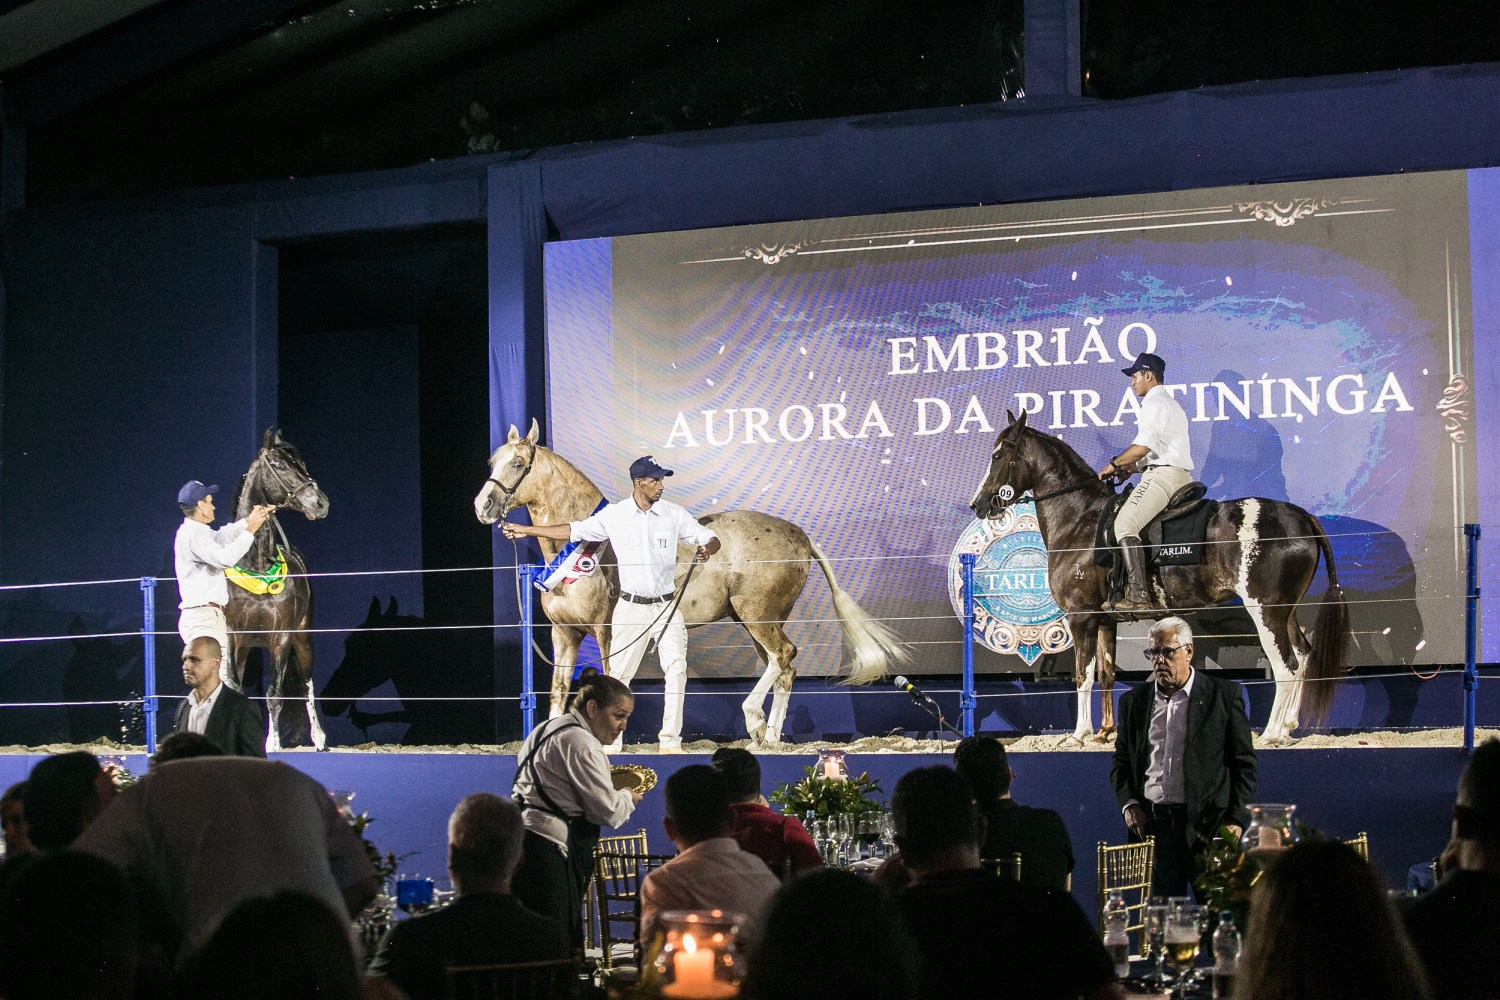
2;64;1499;743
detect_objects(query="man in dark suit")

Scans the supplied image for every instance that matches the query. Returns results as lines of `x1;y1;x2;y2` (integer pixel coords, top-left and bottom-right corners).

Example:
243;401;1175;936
892;766;1120;1000
1400;738;1500;1000
954;736;1075;891
174;637;266;757
1110;616;1256;897
368;794;571;1000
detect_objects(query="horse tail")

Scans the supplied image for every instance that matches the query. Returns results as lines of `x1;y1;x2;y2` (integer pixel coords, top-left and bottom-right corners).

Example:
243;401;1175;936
1300;515;1349;726
807;540;910;685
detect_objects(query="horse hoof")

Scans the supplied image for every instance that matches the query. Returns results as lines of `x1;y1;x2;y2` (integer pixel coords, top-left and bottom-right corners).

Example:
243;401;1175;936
1088;730;1114;745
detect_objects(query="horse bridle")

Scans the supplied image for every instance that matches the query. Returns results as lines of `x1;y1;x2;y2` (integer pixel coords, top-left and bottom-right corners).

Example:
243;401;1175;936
256;447;321;509
486;449;536;512
984;437;1106;511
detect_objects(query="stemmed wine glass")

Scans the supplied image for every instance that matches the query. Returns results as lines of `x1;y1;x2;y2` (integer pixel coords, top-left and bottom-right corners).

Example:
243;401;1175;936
836;814;858;863
1143;897;1172;989
857;814;883;860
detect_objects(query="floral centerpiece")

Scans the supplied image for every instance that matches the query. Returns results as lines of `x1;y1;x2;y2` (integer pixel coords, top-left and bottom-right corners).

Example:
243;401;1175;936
1193;826;1262;927
1195;818;1315;927
348;811;411;888
769;765;884;818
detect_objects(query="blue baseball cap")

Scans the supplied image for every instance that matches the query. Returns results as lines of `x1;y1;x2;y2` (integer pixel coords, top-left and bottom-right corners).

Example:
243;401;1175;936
1121;352;1166;378
628;456;673;480
177;480;217;507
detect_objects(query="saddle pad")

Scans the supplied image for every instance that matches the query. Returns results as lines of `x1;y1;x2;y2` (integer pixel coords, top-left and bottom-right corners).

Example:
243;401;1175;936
1151;500;1219;566
1092;491;1218;567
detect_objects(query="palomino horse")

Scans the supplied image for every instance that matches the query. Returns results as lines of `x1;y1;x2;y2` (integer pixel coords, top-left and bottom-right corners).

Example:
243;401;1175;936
473;421;908;743
225;428;330;751
969;411;1348;743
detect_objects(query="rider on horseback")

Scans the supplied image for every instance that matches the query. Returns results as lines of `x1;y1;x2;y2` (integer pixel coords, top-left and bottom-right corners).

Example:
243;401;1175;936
1096;352;1194;613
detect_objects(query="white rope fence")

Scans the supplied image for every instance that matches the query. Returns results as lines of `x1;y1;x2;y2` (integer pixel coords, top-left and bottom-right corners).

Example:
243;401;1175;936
0;521;1485;748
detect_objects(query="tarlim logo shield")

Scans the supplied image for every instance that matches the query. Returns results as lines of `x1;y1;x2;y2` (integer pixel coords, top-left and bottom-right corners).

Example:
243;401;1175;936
948;501;1073;667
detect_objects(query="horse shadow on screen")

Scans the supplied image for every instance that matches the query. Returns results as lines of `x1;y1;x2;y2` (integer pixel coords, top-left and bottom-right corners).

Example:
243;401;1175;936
319;597;497;745
1321;515;1423;728
1198;370;1290;502
0;595;143;745
62;617;145;744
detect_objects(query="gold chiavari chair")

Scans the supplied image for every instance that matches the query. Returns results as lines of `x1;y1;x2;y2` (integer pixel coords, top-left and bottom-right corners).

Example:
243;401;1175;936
444;957;578;1000
982;851;1023;882
1097;837;1155;959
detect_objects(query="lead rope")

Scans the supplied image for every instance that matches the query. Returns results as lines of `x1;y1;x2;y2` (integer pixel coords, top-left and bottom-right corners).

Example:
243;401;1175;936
506;535;701;670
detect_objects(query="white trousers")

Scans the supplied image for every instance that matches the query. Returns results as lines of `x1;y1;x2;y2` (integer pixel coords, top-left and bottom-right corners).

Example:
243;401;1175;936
1113;466;1194;539
605;597;689;750
178;605;236;688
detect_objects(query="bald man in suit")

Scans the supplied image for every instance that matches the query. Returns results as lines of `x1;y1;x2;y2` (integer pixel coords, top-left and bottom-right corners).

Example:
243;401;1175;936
174;637;267;758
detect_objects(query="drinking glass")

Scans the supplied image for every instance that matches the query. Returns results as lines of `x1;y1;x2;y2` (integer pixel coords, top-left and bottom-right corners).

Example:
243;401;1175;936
879;812;896;857
1143;897;1172;988
395;873;435;915
836;814;857;861
1165;904;1203;995
857;815;883;860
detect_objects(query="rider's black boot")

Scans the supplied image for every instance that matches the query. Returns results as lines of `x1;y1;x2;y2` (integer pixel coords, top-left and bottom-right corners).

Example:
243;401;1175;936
1112;536;1163;613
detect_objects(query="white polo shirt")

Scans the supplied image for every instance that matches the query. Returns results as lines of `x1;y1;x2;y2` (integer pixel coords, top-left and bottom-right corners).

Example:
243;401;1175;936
1131;385;1194;471
569;496;716;598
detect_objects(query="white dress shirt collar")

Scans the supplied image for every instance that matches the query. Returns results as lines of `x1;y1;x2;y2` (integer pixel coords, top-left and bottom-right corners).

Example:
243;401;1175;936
186;680;224;735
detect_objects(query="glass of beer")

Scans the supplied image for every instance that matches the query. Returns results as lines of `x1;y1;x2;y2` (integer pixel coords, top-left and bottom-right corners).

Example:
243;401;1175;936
1165;903;1204;993
1144;897;1172;988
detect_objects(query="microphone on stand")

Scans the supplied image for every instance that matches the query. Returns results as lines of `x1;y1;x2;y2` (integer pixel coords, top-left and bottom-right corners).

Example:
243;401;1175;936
893;675;937;706
892;675;963;739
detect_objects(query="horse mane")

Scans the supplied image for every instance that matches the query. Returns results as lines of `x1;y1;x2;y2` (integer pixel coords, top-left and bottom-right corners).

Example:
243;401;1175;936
532;445;608;512
1014;423;1104;492
230;472;249;518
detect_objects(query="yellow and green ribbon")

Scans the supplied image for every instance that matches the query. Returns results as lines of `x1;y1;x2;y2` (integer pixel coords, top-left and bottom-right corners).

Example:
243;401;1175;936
227;546;288;596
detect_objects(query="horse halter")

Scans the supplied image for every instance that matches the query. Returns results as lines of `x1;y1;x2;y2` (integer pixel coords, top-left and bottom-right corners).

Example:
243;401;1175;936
486;449;535;511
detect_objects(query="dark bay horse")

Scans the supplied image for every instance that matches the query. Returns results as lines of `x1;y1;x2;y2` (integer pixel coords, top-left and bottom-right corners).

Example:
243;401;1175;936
969;410;1348;743
473;421;908;744
226;428;330;750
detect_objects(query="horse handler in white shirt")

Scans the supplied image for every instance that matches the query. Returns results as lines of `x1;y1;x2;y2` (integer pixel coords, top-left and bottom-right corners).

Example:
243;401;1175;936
503;455;720;751
174;480;272;688
1096;352;1194;613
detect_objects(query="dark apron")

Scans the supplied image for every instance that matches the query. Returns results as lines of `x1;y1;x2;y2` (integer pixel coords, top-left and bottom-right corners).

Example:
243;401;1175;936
515;717;603;898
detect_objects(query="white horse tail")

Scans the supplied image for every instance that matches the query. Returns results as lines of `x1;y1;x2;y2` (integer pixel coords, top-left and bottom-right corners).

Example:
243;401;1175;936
807;540;910;685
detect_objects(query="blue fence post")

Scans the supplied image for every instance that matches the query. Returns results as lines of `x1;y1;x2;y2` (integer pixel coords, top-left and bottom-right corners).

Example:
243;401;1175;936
518;564;542;736
1464;524;1481;753
140;577;159;755
960;552;978;737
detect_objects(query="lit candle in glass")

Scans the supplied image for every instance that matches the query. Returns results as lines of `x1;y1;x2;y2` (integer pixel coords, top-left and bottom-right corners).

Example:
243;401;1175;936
655;910;744;1000
663;934;720;998
816;748;848;781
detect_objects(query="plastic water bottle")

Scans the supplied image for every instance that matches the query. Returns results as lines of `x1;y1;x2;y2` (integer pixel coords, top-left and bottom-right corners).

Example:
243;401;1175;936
1102;890;1131;979
1212;911;1240;999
